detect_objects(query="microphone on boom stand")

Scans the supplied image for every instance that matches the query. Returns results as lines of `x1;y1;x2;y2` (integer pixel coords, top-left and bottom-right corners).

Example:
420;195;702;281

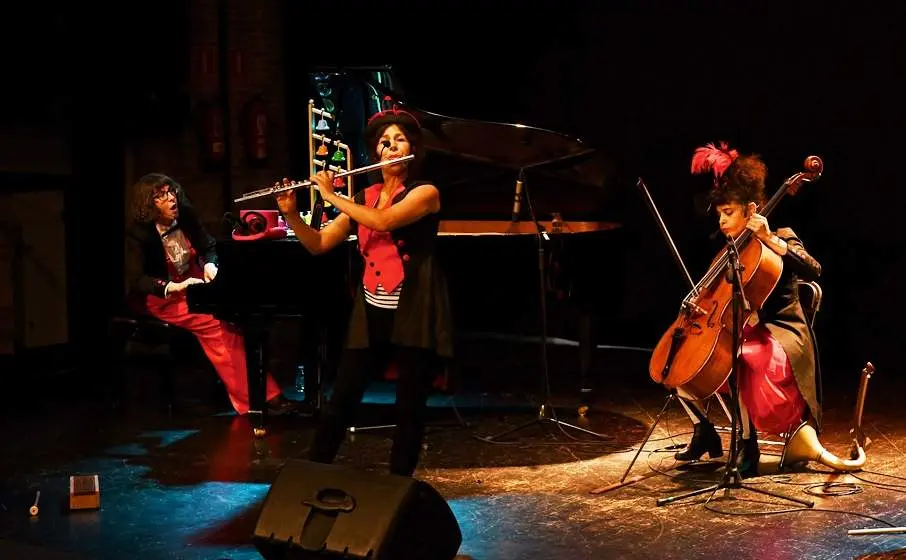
479;166;608;444
724;234;738;283
512;169;524;223
724;235;750;312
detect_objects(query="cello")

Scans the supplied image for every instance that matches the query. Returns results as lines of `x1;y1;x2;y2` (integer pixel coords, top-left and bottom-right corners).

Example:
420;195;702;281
646;155;823;401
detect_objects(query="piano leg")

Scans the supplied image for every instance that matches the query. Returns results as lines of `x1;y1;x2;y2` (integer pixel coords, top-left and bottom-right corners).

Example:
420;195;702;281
243;318;269;437
314;331;327;413
578;310;595;410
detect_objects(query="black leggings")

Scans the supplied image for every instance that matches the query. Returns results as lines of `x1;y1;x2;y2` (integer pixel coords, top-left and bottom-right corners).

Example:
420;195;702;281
308;304;435;476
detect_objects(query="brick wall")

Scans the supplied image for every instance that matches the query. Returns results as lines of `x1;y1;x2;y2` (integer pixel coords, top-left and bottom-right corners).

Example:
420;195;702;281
125;0;288;232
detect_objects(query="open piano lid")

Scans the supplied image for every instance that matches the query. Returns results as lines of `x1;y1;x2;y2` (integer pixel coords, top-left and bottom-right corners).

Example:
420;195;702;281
308;67;621;233
407;103;620;232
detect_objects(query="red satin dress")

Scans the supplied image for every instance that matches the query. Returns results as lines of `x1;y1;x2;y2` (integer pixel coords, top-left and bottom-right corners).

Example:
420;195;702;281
722;322;807;435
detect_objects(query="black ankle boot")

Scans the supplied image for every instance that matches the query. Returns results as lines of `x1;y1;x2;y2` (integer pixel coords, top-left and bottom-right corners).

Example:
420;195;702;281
675;420;723;461
738;436;760;477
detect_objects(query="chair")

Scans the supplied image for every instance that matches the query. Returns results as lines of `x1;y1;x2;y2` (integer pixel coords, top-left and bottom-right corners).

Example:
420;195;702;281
797;280;822;328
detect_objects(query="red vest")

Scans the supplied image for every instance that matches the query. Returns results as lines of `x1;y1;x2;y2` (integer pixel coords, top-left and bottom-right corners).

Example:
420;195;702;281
358;183;407;294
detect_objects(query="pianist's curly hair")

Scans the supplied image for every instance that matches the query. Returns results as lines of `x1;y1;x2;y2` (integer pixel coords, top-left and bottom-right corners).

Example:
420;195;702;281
691;142;767;207
129;173;193;224
364;106;424;178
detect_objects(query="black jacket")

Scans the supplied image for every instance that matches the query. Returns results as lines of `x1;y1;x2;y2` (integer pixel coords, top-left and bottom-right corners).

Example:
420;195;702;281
760;227;824;429
124;198;217;299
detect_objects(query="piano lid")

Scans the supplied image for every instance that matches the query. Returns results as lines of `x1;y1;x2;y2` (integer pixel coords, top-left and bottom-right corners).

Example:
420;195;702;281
351;71;610;181
304;67;621;226
407;106;597;170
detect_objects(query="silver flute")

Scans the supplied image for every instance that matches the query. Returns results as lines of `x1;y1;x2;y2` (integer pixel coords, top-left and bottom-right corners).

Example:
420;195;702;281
233;155;415;203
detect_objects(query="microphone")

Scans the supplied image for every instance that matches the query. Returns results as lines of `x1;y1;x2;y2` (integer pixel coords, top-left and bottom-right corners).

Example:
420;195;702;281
512;169;524;222
724;234;737;282
379;140;391;157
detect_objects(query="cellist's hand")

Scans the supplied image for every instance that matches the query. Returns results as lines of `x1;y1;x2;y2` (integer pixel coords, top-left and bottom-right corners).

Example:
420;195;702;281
746;212;771;242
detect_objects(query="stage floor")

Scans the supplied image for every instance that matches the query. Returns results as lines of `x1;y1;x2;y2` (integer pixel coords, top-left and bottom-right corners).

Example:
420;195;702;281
2;344;906;559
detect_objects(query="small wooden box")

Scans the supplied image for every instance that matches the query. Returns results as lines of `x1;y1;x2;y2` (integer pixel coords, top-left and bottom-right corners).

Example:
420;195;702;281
69;475;100;511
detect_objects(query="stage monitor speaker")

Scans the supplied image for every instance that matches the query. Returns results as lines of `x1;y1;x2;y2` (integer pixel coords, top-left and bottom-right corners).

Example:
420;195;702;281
253;460;462;560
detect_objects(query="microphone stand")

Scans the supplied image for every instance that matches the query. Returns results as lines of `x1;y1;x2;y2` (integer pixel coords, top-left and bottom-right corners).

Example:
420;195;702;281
480;167;609;443
655;235;813;508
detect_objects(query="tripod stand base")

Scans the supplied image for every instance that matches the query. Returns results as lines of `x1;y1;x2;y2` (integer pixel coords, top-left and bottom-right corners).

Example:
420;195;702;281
479;404;611;442
656;469;815;507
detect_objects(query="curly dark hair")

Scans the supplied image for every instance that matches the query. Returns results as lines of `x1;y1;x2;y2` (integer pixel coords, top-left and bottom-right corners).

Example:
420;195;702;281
129;173;190;224
708;154;768;207
363;112;424;178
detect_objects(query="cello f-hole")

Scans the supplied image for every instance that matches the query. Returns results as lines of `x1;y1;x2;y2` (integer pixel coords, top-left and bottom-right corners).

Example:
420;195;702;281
705;301;719;328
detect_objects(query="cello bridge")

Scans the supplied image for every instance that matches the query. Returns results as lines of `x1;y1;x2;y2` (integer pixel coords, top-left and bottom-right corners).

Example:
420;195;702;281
680;300;706;317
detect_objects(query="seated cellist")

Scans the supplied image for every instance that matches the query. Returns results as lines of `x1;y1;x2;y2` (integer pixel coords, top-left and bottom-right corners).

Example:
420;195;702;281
674;142;823;477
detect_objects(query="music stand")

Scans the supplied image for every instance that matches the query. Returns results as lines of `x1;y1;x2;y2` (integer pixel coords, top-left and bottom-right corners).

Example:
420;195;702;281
655;236;813;508
480;155;610;442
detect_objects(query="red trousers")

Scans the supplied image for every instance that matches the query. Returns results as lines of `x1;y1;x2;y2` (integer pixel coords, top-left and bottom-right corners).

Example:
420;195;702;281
143;292;281;414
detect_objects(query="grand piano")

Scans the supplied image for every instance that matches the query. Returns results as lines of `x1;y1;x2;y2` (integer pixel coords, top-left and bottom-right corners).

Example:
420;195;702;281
188;66;624;436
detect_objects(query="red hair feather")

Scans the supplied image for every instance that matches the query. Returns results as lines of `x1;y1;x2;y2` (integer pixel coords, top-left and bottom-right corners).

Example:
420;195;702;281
691;141;739;178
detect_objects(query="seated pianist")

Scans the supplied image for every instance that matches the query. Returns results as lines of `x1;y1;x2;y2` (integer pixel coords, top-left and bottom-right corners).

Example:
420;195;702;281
123;173;297;416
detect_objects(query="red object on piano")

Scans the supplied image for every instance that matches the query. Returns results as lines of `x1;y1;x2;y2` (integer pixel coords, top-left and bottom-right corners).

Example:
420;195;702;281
232;210;287;242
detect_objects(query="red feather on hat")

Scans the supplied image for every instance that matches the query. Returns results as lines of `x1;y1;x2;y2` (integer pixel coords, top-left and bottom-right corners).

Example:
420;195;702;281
691;141;739;178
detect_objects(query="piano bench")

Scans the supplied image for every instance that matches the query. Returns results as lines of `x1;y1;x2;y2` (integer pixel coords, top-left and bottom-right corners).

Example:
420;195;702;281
107;315;222;410
110;315;179;348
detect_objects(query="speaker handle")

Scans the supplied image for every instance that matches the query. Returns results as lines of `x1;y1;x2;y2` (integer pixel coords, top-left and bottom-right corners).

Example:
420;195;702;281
303;488;357;513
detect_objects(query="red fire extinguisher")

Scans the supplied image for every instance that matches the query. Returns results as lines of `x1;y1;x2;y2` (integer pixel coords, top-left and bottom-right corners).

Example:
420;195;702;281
198;99;225;166
242;94;268;163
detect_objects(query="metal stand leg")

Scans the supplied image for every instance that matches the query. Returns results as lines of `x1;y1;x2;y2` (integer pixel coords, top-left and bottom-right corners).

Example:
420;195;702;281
347;395;469;434
591;392;678;494
480;401;611;442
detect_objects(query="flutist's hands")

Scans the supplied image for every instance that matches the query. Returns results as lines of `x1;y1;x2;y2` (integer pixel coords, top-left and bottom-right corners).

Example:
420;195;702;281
274;178;297;214
311;170;335;199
